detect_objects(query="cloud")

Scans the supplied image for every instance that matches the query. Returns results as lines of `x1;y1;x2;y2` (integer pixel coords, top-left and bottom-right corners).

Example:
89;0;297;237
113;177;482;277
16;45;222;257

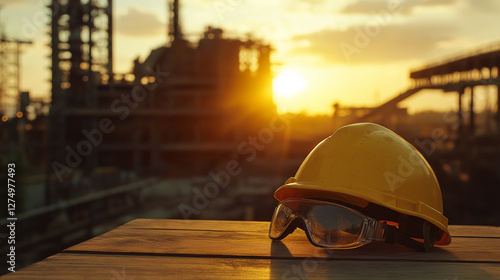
116;7;165;37
341;0;458;15
290;21;457;64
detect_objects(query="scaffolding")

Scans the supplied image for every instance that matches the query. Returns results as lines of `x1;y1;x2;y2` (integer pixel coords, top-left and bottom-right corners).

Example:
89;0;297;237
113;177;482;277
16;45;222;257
45;0;276;204
0;22;31;115
47;0;113;203
49;0;113;108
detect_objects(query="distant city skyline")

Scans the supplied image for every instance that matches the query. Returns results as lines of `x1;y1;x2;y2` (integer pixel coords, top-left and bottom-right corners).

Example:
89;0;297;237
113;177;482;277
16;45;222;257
2;0;500;114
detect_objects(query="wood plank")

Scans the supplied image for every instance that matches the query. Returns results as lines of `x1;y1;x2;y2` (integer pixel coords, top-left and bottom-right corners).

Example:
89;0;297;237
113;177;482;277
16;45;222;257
3;253;500;280
449;225;500;238
119;218;270;232
65;225;500;263
119;219;500;238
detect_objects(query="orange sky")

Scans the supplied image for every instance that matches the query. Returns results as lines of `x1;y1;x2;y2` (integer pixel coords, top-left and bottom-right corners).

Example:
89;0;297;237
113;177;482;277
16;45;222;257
3;0;500;115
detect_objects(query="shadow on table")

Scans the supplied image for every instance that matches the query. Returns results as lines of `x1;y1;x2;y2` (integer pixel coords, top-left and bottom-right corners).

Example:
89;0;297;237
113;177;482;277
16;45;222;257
269;240;497;279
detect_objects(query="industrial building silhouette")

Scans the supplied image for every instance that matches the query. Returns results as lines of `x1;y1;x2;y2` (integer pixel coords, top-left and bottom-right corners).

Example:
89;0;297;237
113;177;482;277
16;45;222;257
47;0;275;194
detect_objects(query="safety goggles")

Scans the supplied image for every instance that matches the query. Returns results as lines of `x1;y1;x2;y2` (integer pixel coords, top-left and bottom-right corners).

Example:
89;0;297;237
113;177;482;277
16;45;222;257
269;198;424;250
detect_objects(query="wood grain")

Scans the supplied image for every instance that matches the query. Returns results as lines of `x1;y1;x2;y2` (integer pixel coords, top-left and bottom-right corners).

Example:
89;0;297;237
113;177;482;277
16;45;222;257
119;218;270;232
120;219;500;238
3;253;500;280
2;219;499;279
65;220;500;263
448;225;500;238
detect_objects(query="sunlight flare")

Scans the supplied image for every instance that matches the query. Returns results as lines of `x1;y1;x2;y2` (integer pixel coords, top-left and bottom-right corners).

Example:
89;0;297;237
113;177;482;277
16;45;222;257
273;69;307;98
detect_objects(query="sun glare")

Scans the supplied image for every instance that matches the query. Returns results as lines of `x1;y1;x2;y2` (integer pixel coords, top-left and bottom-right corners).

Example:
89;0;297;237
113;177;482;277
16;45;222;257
273;70;307;98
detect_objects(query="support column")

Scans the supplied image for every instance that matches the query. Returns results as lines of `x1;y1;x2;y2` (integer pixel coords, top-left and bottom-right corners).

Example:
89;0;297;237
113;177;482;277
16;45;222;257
458;87;464;134
107;0;113;82
469;86;475;135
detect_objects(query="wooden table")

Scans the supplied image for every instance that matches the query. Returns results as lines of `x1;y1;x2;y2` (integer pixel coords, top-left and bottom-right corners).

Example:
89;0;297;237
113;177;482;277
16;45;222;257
3;219;500;279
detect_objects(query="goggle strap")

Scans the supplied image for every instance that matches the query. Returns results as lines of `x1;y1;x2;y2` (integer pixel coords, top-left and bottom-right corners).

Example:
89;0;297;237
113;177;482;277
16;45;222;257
364;218;386;242
384;223;425;251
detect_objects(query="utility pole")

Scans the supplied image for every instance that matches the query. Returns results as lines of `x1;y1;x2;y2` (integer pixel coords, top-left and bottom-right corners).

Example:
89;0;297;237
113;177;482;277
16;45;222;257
168;0;182;43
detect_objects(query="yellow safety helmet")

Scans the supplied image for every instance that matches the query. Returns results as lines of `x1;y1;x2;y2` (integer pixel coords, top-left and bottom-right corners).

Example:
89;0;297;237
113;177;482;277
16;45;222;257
274;123;451;248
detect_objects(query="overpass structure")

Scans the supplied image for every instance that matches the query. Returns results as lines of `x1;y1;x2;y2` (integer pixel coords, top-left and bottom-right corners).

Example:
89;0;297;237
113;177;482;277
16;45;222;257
360;41;500;135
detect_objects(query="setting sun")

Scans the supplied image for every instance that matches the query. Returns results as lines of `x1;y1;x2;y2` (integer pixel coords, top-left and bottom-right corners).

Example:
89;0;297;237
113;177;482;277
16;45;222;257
273;69;307;98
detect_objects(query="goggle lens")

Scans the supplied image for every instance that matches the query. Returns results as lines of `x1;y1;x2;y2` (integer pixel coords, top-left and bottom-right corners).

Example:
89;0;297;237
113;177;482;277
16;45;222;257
304;204;365;247
269;202;296;238
269;198;378;248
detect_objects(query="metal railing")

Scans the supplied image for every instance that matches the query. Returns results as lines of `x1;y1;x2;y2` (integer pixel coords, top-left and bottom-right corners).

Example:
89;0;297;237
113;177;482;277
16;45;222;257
411;40;500;73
